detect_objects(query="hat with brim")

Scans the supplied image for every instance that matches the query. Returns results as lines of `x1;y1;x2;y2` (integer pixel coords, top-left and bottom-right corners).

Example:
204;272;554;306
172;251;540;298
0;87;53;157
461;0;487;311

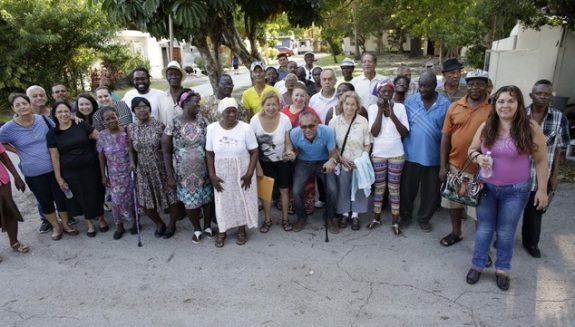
217;97;238;114
162;61;186;78
304;51;315;57
340;58;355;67
465;69;489;82
250;61;265;71
442;58;464;73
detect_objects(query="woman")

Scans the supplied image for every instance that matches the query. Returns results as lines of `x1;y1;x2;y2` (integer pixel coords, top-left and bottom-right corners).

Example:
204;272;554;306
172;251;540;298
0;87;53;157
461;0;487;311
466;86;548;291
265;67;279;87
281;84;320;214
162;89;214;244
206;97;259;248
250;92;293;233
0;142;29;256
393;75;410;104
94;86;133;131
325;83;368;125
328;91;372;230
366;79;409;235
76;93;99;127
127;97;179;238
97;107;135;240
0;94;75;241
281;73;298;107
48;101;107;237
312;67;323;94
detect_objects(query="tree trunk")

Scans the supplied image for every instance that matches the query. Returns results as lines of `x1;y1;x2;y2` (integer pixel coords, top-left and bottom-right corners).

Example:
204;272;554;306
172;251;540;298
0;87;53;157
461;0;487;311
409;37;423;58
193;35;221;94
220;11;261;68
376;31;384;55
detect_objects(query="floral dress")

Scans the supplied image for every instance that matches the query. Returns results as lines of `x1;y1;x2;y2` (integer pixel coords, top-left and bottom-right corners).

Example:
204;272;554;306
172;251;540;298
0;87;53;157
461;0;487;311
127;119;178;209
164;117;213;209
96;129;134;224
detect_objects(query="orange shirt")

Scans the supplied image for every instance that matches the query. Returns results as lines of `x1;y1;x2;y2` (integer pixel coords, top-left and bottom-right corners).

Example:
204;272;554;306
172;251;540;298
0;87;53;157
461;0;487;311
442;95;491;173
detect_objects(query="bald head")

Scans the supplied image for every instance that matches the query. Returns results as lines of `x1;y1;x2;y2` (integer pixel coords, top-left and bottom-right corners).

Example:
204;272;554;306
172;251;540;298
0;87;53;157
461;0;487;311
418;71;438;99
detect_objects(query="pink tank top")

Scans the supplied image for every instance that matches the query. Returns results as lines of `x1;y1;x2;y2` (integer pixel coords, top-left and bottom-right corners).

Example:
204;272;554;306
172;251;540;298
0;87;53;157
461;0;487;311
481;137;530;186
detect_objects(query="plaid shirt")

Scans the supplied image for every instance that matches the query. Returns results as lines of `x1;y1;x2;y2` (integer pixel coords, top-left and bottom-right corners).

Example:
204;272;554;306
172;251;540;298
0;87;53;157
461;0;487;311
527;105;571;191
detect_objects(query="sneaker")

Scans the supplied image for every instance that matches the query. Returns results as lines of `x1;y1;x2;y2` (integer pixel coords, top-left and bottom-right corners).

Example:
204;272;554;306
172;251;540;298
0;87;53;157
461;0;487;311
314;201;325;208
39;220;52;234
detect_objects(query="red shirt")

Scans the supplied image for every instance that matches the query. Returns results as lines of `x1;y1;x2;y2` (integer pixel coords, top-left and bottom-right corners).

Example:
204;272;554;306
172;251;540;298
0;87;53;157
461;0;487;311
281;105;321;128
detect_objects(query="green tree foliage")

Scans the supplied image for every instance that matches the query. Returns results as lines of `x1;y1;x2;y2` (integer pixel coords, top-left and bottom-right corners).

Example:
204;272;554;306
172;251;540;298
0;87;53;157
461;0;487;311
0;0;117;111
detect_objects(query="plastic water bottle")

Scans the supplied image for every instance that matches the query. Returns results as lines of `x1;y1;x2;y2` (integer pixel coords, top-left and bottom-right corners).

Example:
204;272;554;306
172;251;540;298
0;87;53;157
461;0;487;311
480;151;493;178
63;184;73;199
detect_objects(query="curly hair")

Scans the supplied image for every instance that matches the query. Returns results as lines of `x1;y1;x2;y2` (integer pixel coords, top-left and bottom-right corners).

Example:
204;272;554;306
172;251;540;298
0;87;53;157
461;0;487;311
480;85;537;154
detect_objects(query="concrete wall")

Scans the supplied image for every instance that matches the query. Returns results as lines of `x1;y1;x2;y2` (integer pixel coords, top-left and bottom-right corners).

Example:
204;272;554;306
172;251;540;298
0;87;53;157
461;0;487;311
117;30;165;79
553;29;575;102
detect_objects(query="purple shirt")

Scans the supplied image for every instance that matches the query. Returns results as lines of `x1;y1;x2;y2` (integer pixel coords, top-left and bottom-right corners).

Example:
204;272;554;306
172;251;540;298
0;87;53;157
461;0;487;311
481;137;530;186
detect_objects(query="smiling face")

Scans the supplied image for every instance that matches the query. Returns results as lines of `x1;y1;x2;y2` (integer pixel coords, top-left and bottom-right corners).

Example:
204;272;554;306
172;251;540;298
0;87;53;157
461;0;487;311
342;94;359;118
466;78;487;101
361;53;376;75
166;68;183;87
251;66;265;84
51;84;69;102
495;91;519;122
262;96;280;117
11;96;32;116
133;101;151;122
266;68;279;85
299;114;317;140
278;55;288;68
132;70;151;94
54;104;72;125
77;97;94;116
102;110;119;131
96;88;113;106
394;77;409;94
28;88;47;108
291;87;307;108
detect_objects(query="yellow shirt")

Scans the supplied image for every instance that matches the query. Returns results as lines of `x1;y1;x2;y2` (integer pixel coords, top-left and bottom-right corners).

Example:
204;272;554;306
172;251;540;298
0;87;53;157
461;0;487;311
241;85;279;115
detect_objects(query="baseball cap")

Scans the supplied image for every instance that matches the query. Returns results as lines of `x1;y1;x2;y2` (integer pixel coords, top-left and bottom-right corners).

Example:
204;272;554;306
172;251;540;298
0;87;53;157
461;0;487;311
340;58;355;67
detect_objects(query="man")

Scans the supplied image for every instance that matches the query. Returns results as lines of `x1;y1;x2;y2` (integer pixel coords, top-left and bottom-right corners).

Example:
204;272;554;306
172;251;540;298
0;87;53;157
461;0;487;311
276;53;289;81
439;69;491;245
396;65;418;96
400;71;450;231
436;58;467;102
122;67;164;120
285;112;339;234
51;83;76;113
522;79;570;258
296;66;317;97
337;58;355;86
157;61;186;125
275;61;298;94
303;52;318;82
309;69;338;124
202;74;249;123
352;52;386;108
26;86;50;116
242;61;279;116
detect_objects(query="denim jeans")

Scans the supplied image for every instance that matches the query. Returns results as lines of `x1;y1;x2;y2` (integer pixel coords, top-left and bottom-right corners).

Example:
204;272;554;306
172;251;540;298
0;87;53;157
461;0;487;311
292;160;337;220
472;180;531;272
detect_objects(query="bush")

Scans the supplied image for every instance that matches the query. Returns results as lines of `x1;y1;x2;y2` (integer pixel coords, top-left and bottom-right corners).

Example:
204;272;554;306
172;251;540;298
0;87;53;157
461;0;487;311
464;44;487;70
96;44;150;90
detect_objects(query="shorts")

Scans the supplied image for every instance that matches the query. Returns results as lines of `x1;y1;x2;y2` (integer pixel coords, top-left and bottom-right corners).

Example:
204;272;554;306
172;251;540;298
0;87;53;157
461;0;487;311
260;160;292;189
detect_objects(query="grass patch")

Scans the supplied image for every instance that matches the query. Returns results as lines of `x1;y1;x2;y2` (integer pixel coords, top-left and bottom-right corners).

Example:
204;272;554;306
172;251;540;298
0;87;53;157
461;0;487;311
316;54;350;67
115;78;206;98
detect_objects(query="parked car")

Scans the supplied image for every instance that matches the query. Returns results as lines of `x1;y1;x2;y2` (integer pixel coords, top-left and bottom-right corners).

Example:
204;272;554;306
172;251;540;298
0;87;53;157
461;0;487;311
275;46;295;56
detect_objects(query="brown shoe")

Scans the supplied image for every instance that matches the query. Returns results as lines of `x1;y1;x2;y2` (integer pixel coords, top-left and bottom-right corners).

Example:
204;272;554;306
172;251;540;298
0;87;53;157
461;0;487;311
327;219;340;234
292;218;306;232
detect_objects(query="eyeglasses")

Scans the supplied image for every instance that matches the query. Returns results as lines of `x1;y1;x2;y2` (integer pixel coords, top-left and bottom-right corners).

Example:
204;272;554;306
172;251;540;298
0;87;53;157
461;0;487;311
300;124;316;130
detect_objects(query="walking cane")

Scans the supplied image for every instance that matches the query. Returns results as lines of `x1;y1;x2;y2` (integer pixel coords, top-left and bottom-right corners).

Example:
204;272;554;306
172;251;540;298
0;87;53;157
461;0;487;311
131;171;142;247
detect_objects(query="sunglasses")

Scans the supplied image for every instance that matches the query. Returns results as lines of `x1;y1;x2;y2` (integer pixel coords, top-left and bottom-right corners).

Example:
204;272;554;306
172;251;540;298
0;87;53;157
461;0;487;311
300;124;317;130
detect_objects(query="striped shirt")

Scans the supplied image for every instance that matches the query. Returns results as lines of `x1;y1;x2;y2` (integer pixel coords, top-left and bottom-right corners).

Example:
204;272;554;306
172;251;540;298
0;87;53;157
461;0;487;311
527;105;570;191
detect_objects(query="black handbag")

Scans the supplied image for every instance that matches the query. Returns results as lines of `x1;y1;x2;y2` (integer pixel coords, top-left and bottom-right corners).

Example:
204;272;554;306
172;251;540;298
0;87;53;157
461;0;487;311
440;153;484;207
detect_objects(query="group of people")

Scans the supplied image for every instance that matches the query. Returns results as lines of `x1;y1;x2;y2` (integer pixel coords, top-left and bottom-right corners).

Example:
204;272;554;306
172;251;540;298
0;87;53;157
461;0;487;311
0;54;570;293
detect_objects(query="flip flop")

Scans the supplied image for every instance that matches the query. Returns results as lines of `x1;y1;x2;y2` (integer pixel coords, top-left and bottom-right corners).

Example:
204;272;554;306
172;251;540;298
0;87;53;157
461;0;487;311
440;233;463;247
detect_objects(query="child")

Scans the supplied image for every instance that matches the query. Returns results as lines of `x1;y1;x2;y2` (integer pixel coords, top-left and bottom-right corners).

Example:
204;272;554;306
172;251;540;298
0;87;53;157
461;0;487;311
0;143;29;260
96;107;135;240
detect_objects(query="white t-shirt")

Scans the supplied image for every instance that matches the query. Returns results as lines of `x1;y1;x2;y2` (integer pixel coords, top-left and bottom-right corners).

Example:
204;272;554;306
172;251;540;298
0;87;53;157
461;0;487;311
367;102;409;157
309;90;338;124
206;121;258;158
351;73;386;108
249;112;292;162
122;88;164;121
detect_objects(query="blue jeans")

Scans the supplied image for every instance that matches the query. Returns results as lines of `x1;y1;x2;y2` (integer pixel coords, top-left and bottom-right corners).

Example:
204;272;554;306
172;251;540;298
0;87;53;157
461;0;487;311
472;180;531;272
292;160;337;220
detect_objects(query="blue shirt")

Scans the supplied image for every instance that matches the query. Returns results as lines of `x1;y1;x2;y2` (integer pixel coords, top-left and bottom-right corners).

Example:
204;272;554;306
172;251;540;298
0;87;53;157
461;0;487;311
0;115;55;177
290;124;336;161
403;93;450;166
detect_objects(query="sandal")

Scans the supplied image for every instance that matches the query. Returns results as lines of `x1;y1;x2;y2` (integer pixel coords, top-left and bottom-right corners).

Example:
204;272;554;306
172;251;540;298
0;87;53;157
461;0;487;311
260;220;272;233
236;230;247;245
215;233;226;248
440;233;463;247
11;242;30;253
192;230;202;244
63;226;79;236
367;218;381;230
281;219;293;231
